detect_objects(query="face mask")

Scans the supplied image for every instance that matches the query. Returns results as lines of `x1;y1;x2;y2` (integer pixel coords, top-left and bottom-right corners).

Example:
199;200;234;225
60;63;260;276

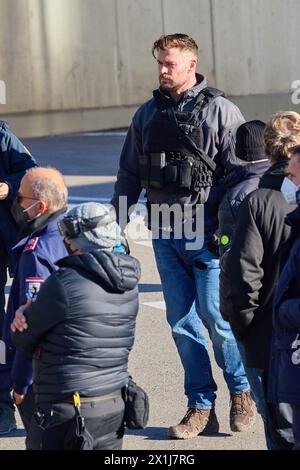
11;198;40;225
281;177;299;204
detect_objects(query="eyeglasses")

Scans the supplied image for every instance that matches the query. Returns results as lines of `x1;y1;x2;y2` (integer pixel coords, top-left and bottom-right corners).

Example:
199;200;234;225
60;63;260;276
16;193;40;204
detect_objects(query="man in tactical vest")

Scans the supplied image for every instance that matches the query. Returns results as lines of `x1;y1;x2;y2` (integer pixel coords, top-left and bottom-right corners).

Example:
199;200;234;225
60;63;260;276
112;33;255;439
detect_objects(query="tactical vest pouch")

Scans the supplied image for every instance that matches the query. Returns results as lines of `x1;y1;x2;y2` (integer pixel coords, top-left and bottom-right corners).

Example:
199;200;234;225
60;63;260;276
149;152;166;188
139;154;150;189
164;162;178;185
124;377;149;429
178;157;193;189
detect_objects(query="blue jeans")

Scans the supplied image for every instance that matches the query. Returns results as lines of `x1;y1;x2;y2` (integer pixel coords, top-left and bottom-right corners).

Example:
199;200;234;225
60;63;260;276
0;391;14;410
152;235;249;409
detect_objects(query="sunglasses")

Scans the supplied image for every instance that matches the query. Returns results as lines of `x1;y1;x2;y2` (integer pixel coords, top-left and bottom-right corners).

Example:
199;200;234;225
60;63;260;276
16;193;40;204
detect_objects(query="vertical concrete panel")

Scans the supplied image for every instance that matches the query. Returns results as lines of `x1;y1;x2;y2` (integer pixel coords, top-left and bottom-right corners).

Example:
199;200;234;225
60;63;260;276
212;0;300;95
116;0;163;105
1;0;300;136
0;0;32;112
162;0;215;85
28;0;119;111
75;0;119;108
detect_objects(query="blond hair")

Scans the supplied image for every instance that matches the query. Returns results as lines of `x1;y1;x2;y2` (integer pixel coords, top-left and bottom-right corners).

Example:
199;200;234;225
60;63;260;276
264;111;300;163
152;33;198;59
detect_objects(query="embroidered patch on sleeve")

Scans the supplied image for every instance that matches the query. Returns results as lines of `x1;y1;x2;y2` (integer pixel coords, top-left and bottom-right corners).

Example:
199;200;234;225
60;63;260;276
25;277;44;301
23;237;39;252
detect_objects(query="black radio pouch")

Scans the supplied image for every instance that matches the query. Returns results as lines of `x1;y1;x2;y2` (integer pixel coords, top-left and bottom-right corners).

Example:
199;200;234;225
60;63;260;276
123;377;149;429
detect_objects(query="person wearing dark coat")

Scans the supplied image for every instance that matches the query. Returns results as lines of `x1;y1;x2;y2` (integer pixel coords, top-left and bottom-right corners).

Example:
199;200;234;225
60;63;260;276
222;111;300;449
269;148;300;450
217;120;269;255
11;202;141;450
0;167;67;436
0;121;37;337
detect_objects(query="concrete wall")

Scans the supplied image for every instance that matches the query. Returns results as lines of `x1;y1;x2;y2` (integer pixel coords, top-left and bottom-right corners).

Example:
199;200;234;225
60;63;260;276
0;0;299;137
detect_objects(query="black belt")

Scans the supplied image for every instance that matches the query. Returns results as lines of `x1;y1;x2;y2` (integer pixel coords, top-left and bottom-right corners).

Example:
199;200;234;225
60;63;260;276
65;391;122;404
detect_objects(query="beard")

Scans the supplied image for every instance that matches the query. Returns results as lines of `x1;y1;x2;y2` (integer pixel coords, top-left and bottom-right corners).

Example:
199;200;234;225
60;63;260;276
159;74;186;93
159;74;175;90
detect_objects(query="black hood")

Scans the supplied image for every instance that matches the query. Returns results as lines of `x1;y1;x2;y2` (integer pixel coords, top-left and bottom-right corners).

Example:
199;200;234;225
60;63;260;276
221;161;270;190
57;250;141;293
258;160;288;191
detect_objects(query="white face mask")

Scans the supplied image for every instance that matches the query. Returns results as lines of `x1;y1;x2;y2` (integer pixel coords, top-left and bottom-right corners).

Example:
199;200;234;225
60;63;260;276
281;177;299;204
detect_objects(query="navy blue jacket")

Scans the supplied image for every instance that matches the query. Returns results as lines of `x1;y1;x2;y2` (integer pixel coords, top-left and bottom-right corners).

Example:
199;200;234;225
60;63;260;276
218;160;269;254
1;213;67;395
0;121;37;271
269;207;300;405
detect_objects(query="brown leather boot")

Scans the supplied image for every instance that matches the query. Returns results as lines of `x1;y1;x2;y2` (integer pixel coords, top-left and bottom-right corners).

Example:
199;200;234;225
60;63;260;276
168;408;219;439
230;390;256;432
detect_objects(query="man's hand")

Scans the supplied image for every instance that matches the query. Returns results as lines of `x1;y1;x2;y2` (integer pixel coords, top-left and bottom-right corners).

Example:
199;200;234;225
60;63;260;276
13;391;25;406
0;182;9;200
11;300;32;333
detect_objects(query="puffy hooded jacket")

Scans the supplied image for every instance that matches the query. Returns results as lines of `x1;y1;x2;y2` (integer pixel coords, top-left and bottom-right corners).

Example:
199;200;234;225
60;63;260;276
12;250;141;404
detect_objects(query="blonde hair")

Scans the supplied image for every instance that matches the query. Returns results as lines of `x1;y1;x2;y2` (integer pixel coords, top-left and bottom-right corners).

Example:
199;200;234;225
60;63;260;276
152;34;198;59
264;111;300;163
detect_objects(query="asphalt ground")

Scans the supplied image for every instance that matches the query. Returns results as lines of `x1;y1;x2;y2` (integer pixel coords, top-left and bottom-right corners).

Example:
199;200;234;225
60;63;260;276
0;132;265;451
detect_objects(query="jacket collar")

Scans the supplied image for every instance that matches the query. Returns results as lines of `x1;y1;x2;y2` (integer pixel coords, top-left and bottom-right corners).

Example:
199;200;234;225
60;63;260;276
221;161;270;189
13;209;66;251
258;160;288;191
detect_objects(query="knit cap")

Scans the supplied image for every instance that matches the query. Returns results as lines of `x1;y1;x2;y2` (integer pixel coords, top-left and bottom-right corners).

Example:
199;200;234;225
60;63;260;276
235;120;266;161
63;202;121;252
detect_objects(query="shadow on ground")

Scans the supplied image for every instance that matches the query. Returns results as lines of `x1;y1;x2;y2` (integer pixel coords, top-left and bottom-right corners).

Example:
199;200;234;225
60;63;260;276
125;427;231;441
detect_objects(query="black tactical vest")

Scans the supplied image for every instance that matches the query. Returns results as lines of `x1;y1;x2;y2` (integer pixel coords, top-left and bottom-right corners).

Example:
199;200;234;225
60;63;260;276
139;87;224;208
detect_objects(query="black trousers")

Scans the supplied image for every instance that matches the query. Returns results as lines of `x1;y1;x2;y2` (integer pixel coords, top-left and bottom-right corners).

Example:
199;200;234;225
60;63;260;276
17;385;36;432
292;404;300;450
264;369;294;449
26;393;125;450
0;246;8;338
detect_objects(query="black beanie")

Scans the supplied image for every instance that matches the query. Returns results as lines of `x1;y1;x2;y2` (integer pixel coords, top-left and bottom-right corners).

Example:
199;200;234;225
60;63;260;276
235;120;266;162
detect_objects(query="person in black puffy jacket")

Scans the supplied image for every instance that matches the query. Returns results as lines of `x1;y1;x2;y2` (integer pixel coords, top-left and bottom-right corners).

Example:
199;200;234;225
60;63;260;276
11;202;141;450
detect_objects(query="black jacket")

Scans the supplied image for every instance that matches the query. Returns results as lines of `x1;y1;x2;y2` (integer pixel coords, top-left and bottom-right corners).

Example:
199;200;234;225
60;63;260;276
269;207;300;405
221;161;294;369
12;250;141;403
